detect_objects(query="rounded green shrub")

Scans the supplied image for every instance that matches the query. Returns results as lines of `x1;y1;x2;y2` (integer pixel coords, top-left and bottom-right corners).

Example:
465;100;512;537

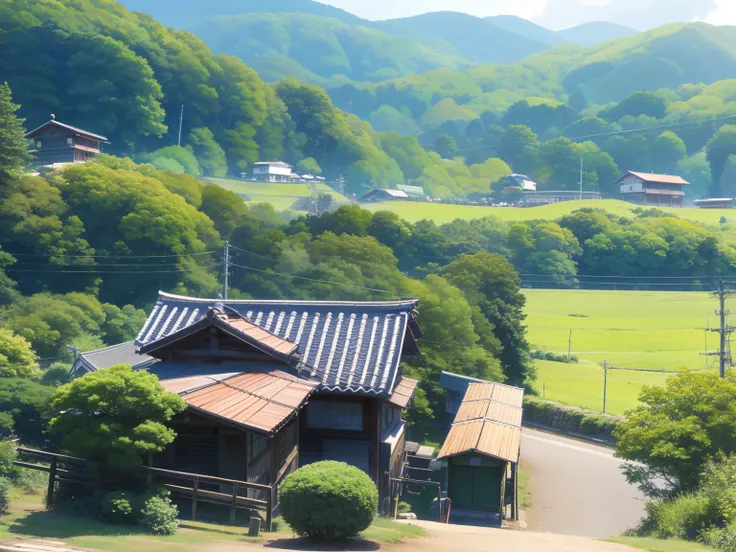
101;491;134;524
139;495;178;535
279;461;378;541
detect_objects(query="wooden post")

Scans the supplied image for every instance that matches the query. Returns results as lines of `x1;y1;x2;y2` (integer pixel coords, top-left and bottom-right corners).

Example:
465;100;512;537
266;485;274;532
191;476;199;521
511;462;519;522
46;457;57;509
229;484;238;525
437;483;443;523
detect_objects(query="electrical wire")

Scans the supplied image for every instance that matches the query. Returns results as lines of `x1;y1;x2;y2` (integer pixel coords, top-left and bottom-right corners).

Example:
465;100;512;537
4;263;221;275
4;250;218;259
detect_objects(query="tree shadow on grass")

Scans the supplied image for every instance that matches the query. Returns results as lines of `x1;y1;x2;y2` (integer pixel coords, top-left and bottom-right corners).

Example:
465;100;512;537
7;510;147;540
264;538;381;551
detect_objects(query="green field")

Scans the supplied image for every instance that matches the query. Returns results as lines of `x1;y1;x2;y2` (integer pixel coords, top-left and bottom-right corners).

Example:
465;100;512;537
203;177;348;200
525;290;718;416
362;199;735;225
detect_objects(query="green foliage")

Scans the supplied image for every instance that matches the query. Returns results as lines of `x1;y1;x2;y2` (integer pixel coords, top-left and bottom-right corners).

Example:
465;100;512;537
187;128;227;177
600;92;670;122
142;147;201;176
0;477;9;515
707;126;736;196
523;397;619;441
499;125;539;176
615;371;736;498
0;412;13;439
643;494;712;541
0;378;54;446
434;134;457;159
0;327;38;378
652;132;687;174
138;495;179;535
40;362;71;387
47;365;186;471
101;491;135;525
279;461;378;541
296;157;322;176
0;82;29;174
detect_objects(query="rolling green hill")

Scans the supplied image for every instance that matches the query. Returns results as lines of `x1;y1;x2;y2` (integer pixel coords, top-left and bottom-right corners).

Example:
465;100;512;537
487;15;568;47
557;21;638;47
375;12;550;64
189;13;470;85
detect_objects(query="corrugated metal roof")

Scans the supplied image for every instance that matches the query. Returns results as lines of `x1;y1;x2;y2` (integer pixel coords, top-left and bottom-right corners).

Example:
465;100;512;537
437;381;524;464
160;367;318;434
386;376;419;408
618;171;690;185
135;292;420;396
70;341;156;378
439;371;484;394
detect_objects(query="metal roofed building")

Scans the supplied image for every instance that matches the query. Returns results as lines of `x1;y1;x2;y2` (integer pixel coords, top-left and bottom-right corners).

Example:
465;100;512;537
78;292;423;514
439;371;484;415
70;341;156;379
358;188;410;202
438;381;524;524
618;171;690;207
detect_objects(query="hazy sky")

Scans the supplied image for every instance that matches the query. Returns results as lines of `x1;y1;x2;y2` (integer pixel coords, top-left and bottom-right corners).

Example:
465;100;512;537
318;0;735;30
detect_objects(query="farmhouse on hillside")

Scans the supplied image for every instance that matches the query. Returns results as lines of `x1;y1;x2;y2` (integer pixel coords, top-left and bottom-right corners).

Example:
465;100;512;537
359;188;410;202
248;161;294;183
73;292;423;511
617;171;690;207
25;115;108;167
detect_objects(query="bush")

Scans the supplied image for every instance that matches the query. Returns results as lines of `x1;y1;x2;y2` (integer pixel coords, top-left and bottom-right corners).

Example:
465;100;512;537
398;501;412;514
530;350;579;363
139;495;178;535
279;461;378;541
523;397;620;443
101;491;135;525
0;477;10;515
643;494;712;540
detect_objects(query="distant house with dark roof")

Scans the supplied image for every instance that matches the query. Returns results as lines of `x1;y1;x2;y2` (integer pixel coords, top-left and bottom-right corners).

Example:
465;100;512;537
25;115;108;166
74;291;424;514
359;188;409;202
69;341;156;379
618;171;690;207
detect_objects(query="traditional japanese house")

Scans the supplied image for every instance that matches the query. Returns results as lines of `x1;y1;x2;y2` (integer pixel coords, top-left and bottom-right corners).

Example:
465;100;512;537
76;292;423;511
25;115;108;166
618;171;689;207
438;381;524;524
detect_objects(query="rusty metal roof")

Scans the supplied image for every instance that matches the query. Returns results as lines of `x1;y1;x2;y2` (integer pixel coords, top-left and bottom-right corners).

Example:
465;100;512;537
437;381;524;464
386;376;419;408
159;367;318;435
617;171;690;185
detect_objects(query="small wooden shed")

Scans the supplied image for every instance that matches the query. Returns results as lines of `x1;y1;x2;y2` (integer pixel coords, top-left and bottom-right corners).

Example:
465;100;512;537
437;382;524;522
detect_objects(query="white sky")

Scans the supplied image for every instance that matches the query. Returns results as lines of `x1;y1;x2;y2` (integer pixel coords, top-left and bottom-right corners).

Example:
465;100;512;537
317;0;736;30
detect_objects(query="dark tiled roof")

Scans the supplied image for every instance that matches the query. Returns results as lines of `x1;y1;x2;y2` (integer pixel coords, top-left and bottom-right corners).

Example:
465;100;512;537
136;292;421;397
70;341;156;378
25;119;109;142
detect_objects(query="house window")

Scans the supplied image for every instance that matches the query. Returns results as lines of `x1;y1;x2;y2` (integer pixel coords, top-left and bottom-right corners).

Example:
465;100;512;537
36;141;42;148
67;137;73;146
307;400;363;431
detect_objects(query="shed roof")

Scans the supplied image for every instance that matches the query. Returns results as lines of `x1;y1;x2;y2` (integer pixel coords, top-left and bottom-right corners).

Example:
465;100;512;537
437;381;524;464
386;376;419;408
617;171;690;185
155;363;317;434
25;118;109;142
70;341;156;379
136;292;422;397
439;371;484;395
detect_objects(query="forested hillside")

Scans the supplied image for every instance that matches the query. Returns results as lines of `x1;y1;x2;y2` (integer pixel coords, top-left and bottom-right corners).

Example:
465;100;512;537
189;13;469;85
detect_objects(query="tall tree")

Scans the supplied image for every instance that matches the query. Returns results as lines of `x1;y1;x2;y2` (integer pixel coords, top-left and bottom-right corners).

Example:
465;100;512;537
0;83;28;176
188;127;227;177
651;131;687;174
707;125;736;196
498;125;539;176
434;134;457;159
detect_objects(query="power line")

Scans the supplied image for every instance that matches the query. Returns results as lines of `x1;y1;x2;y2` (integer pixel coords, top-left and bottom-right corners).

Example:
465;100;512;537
4;263;221;275
3;251;217;259
228;244;282;263
230;262;398;296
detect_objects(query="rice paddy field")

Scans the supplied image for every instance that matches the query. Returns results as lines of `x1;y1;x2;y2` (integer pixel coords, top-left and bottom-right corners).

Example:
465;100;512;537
525;290;719;415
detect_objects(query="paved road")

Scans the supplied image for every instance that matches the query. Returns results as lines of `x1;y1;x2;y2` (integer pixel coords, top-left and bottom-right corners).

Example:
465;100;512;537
385;521;641;552
521;428;646;538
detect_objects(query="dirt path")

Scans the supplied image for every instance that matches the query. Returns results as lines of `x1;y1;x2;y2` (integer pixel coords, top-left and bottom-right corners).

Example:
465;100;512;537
382;521;640;552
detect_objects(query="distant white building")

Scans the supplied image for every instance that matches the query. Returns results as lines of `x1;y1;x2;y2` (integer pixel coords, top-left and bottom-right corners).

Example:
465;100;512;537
249;161;294;183
506;174;537;191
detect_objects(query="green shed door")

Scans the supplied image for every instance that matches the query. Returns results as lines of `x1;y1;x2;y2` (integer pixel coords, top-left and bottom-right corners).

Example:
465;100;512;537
450;465;503;510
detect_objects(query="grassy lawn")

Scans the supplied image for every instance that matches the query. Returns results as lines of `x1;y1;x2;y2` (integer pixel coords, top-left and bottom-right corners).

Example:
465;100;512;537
525;290;713;372
525;289;719;415
204;177;347;200
0;491;424;551
361;199;734;225
609;537;716;551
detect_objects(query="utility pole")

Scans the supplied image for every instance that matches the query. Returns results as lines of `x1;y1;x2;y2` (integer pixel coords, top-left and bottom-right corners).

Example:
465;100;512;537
177;104;185;147
703;280;736;377
567;329;572;362
602;360;608;414
579;156;584;201
223;241;230;300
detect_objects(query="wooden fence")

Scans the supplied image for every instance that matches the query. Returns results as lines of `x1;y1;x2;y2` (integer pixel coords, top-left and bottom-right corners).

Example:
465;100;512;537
14;447;281;530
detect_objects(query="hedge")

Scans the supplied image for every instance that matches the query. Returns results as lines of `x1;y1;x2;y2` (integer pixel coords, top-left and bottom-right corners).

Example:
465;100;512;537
523;397;621;444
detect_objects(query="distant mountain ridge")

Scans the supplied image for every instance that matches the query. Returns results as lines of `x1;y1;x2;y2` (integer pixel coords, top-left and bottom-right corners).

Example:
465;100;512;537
558;21;638;46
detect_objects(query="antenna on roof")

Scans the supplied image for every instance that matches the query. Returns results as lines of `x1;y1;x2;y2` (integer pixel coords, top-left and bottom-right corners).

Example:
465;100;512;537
49;114;56;121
